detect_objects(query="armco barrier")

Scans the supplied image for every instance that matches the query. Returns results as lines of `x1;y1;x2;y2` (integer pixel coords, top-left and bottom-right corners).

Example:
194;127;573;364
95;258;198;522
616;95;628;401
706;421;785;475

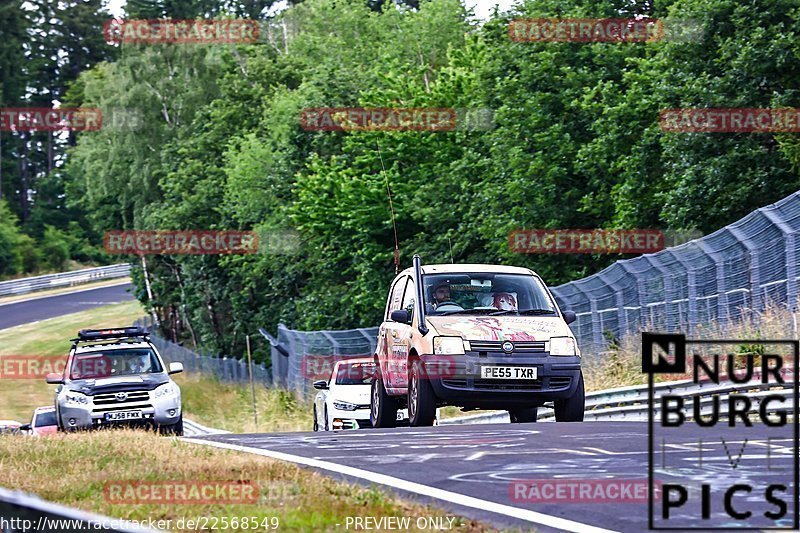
441;376;796;424
0;486;158;532
0;264;131;297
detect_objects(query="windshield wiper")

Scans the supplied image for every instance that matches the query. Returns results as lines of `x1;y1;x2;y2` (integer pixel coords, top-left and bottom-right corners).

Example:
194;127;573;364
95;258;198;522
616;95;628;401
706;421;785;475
488;309;518;316
518;308;557;315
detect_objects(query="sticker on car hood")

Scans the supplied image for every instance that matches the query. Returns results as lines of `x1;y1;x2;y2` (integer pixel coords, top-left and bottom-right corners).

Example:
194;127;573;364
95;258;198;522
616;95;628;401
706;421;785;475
427;316;568;341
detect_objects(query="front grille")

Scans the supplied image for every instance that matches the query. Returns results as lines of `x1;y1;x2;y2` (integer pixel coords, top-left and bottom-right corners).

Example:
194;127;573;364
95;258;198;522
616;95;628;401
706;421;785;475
94;391;150;405
442;375;571;392
549;376;572;389
469;340;546;353
92;390;152;413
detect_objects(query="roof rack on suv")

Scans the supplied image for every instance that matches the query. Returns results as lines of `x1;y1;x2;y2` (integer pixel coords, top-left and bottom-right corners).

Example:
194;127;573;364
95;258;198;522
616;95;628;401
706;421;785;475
72;327;150;343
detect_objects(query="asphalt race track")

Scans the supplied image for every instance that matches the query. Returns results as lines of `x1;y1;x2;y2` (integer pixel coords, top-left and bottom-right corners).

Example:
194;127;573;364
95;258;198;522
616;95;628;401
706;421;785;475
0;283;135;330
189;420;797;532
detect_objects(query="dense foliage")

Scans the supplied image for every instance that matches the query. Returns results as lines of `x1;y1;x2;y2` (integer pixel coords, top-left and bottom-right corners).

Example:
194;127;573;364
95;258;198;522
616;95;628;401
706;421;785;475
4;0;800;360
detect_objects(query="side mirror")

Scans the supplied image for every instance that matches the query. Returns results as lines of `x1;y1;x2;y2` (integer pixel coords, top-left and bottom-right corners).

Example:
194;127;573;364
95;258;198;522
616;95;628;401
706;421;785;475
390;309;410;324
46;373;64;385
168;362;184;375
562;310;577;325
19;424;31;432
313;380;329;390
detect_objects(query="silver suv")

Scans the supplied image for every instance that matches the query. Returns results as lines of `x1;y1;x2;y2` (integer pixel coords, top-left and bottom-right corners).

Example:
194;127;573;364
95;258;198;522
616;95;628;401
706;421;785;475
46;327;184;435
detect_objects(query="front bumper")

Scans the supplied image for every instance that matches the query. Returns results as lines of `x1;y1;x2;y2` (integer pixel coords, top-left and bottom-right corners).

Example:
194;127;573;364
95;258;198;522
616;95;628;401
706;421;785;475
420;352;581;409
329;407;370;430
57;392;181;431
329;407;407;430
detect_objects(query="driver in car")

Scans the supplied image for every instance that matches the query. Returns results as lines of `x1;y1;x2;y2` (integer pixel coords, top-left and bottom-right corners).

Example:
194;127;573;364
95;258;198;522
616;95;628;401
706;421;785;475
127;354;150;374
432;283;452;308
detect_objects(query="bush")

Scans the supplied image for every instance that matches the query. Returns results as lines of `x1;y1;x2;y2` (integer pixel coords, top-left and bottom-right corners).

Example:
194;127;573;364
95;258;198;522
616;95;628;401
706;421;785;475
0;201;27;276
40;226;71;271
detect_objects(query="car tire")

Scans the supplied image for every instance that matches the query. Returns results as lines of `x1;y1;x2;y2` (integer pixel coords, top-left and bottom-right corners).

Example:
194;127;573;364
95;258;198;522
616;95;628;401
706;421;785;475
508;407;538;423
371;367;398;428
408;358;436;427
159;415;183;436
554;373;585;422
324;407;329;431
313;407;319;432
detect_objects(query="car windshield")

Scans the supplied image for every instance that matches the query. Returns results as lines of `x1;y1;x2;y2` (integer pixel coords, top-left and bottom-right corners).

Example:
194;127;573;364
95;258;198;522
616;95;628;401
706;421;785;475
423;273;558;316
69;348;163;380
34;410;57;427
335;362;375;385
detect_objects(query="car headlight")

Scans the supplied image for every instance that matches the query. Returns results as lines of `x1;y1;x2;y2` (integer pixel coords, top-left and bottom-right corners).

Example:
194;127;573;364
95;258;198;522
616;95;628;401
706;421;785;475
333;401;358;411
549;336;577;356
433;336;465;355
64;393;89;406
154;383;179;399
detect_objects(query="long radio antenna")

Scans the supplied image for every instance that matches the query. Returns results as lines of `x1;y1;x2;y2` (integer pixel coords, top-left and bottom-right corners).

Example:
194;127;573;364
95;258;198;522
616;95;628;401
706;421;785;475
377;142;400;274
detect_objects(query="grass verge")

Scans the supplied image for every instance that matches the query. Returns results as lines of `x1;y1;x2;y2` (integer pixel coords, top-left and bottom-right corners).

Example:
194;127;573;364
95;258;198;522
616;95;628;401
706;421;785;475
0;430;497;532
0;300;146;422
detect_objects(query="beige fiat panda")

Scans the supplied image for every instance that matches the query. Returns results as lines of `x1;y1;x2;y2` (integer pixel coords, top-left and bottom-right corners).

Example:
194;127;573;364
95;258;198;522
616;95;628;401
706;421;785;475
371;255;583;427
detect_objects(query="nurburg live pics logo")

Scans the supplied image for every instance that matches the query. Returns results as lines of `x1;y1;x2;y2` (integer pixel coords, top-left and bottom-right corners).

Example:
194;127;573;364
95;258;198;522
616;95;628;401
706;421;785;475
643;332;799;530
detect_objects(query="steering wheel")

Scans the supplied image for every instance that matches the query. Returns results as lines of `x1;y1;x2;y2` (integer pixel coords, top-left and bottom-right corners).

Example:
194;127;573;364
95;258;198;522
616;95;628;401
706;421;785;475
435;301;464;311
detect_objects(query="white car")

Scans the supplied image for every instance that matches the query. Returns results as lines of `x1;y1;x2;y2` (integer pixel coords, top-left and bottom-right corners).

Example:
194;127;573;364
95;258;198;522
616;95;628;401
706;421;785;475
313;358;408;431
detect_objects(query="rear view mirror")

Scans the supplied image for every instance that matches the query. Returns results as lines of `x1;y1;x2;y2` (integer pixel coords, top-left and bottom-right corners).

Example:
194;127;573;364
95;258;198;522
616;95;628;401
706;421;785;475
168;362;184;375
390;309;410;324
313;380;329;390
45;373;64;385
562;310;577;325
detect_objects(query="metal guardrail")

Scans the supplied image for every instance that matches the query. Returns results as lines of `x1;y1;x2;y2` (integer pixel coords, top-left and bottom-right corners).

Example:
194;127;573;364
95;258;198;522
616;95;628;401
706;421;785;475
0;487;158;532
0;264;131;297
441;377;796;424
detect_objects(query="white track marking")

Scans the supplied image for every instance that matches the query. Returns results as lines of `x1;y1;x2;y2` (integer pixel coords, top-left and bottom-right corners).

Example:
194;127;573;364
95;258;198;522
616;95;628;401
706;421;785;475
182;437;619;533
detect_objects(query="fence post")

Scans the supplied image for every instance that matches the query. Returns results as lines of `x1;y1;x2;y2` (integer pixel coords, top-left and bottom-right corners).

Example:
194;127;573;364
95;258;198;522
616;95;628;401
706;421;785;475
573;283;603;353
598;271;627;340
696;240;727;324
761;208;798;312
787;233;798;311
728;226;760;315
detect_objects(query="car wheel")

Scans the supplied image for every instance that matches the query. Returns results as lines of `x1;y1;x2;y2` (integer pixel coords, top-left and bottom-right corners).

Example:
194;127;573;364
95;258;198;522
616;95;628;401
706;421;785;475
324;407;329;431
408;358;436;427
371;367;398;428
554;373;585;422
313;407;319;432
508;407;537;423
159;415;183;436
